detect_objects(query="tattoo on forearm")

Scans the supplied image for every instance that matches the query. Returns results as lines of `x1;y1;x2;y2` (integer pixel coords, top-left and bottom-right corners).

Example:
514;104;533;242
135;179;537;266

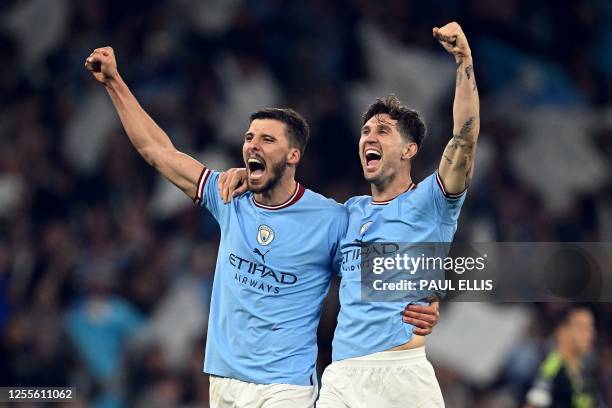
465;65;473;81
459;64;478;93
450;136;460;149
460;116;475;137
449;134;474;150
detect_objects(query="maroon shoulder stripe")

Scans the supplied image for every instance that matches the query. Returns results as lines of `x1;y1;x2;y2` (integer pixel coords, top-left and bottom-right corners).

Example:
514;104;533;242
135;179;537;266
193;167;212;204
435;172;465;199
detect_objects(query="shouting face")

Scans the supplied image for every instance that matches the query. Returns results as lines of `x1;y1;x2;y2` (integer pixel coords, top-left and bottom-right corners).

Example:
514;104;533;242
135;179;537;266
359;113;416;186
243;119;297;193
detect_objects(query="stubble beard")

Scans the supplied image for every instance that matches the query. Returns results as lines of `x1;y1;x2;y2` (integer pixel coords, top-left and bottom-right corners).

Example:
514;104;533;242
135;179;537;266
248;160;288;194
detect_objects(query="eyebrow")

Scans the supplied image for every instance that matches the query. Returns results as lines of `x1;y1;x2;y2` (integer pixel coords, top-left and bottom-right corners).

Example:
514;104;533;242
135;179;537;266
244;132;277;140
362;123;393;132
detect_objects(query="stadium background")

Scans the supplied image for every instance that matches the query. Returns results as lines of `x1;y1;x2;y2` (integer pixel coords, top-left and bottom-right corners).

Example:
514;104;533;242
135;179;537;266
1;0;611;406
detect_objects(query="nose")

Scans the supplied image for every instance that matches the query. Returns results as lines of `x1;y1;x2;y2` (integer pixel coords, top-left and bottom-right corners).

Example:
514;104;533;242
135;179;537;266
362;131;379;144
246;136;262;153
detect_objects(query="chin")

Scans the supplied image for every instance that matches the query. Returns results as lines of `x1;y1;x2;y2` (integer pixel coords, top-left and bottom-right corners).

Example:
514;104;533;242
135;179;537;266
247;182;263;193
247;179;270;193
362;170;381;184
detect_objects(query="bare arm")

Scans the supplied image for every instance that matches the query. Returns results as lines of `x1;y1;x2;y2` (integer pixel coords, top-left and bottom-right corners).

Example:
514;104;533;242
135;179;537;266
435;23;480;195
85;47;204;200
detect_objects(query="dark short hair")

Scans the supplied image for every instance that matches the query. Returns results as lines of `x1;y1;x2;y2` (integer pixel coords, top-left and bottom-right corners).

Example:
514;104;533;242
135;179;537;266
362;95;427;150
555;304;593;328
249;108;310;155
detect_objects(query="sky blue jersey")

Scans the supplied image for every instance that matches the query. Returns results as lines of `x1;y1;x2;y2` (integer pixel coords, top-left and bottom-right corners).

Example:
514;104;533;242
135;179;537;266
194;167;348;385
332;171;466;361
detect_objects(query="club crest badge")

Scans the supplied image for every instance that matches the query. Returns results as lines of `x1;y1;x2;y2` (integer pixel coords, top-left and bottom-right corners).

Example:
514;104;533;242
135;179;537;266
257;225;275;246
360;221;373;236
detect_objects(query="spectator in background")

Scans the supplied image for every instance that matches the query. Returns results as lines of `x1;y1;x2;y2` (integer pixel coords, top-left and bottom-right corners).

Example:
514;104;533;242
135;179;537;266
525;306;599;408
66;260;146;407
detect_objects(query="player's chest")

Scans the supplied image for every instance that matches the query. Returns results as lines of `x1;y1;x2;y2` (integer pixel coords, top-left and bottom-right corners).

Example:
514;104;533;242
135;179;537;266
337;206;383;272
224;211;328;266
344;205;385;245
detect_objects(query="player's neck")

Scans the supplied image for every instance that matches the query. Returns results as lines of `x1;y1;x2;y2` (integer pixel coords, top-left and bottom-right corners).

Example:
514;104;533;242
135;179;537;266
253;176;298;207
370;175;413;202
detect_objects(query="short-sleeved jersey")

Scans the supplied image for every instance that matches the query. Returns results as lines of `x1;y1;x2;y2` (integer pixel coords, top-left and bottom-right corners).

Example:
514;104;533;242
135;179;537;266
332;171;466;361
194;168;348;385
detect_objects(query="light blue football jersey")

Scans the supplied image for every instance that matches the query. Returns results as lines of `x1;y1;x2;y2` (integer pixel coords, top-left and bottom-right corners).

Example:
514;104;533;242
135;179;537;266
332;171;466;361
194;167;348;385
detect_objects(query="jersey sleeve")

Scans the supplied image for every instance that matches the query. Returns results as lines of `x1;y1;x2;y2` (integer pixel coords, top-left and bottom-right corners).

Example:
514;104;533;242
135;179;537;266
193;167;228;223
416;171;467;223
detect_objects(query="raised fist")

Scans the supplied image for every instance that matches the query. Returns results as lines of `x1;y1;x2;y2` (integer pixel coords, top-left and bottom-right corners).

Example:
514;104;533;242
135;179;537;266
84;46;119;84
433;22;471;62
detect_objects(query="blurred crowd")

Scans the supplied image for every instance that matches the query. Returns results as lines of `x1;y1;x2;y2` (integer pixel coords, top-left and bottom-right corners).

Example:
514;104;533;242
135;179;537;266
1;0;611;406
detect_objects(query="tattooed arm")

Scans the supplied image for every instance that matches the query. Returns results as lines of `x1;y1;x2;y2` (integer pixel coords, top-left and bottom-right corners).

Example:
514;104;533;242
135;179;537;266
434;22;480;194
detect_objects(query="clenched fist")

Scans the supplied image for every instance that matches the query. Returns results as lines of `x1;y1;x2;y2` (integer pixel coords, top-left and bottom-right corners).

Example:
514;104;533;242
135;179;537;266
84;46;119;84
433;22;471;63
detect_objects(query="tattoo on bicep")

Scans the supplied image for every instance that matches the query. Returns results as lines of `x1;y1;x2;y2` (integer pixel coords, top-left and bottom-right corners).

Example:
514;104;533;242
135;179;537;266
443;154;453;165
459;154;471;169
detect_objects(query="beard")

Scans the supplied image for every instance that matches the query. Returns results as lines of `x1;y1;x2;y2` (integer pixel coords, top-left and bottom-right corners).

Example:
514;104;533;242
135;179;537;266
363;163;400;187
362;164;385;185
248;159;288;194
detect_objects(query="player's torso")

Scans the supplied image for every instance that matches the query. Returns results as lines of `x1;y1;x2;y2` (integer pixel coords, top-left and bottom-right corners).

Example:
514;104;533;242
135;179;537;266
339;190;442;279
205;189;345;384
338;199;386;279
216;192;337;306
333;190;444;360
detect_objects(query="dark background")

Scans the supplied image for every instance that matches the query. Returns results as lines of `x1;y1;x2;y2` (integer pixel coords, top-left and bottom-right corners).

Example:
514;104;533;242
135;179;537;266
0;0;611;406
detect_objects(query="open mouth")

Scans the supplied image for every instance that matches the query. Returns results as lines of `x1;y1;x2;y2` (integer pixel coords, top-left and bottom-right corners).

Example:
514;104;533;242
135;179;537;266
247;157;266;181
364;148;382;170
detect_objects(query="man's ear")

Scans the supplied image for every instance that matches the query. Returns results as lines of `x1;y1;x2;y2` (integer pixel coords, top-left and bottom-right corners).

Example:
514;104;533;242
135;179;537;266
287;148;301;165
402;142;418;160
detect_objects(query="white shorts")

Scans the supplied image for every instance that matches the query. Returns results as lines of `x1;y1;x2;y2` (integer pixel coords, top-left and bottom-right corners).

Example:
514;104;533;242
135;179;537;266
317;347;444;408
209;375;317;408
